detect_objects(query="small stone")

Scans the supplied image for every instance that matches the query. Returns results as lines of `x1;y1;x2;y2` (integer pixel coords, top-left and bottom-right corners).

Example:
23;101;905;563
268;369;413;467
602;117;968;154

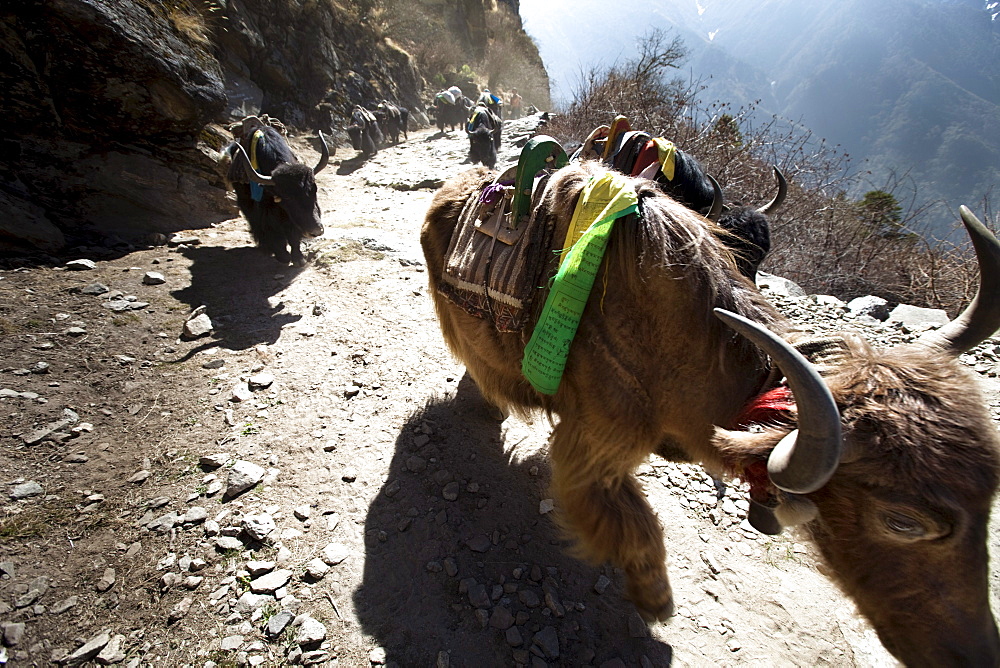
200;452;231;469
245;561;276;577
50;595;79;614
369;647;387;665
64;630;111;664
220;635;244;651
2;622;25;646
146;512;180;533
505;626;523;647
320;542;349;565
202;358;226;370
248;373;274;390
594;574;611;594
539;499;555;514
95;633;127;664
249;569;292;594
466;535;491;553
341;467;358;482
305;558;330;580
489;606;515;629
531;626;560;660
10;481;43;500
183;507;208;525
293;505;311;521
182;313;213;340
96;568;116;592
266;610;294;637
66;259;97;271
127;470;150;484
227;460;265;497
142;271;166;285
66;326;87;336
82;282;110;295
242;514;276;541
214;536;244;552
294;616;327;646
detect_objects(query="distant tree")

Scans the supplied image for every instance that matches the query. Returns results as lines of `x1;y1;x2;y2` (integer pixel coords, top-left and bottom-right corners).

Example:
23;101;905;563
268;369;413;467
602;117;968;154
711;113;743;147
858;190;914;240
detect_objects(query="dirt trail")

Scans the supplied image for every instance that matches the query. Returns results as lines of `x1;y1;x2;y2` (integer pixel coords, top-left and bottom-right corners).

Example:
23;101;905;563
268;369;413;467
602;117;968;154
7;116;995;667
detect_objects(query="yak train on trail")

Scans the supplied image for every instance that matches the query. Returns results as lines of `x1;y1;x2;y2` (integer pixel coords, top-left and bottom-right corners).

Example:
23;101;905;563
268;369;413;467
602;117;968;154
421;126;1000;666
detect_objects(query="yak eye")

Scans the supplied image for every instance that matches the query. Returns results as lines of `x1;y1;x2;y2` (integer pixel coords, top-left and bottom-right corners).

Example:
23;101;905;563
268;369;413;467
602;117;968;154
883;512;926;537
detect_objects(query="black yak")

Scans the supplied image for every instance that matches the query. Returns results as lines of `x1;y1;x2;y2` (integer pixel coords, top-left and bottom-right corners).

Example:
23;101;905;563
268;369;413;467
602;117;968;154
434;89;470;132
466;105;503;169
345;105;382;157
226;118;329;266
376;100;409;144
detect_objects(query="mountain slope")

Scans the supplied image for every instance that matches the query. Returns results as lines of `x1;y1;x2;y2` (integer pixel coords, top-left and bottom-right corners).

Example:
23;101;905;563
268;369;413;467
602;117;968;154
521;0;1000;236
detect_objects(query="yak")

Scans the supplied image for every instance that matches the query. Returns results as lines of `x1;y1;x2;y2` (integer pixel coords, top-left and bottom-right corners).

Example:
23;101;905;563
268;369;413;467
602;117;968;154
583;128;784;279
633;144;786;279
466;105;503;169
345;105;382;157
434;90;471;132
375;100;409;144
421;160;1000;666
226;121;329;266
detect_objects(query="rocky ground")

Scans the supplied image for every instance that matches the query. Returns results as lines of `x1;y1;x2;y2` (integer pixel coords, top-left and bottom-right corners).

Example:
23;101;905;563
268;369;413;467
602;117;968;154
2;115;1000;667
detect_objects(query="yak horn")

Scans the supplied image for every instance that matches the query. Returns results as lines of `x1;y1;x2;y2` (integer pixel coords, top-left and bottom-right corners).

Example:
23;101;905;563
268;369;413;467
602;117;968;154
714;309;842;494
757;167;787;215
314;131;330;175
231;142;273;186
707;174;724;221
916;206;1000;355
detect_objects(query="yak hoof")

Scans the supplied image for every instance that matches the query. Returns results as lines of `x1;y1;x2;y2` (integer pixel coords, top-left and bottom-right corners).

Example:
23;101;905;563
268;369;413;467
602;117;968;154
487;403;508;422
630;580;674;624
636;596;675;624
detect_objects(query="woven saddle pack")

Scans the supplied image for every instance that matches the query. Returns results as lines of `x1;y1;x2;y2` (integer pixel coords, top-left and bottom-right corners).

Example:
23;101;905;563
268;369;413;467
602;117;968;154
438;137;568;332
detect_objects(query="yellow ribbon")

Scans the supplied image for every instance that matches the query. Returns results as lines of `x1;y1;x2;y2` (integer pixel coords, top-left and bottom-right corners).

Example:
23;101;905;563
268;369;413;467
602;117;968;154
522;172;639;395
653;137;676;181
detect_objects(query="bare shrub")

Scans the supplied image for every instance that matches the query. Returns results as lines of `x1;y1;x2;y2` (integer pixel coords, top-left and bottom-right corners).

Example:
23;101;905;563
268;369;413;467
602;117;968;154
545;30;995;315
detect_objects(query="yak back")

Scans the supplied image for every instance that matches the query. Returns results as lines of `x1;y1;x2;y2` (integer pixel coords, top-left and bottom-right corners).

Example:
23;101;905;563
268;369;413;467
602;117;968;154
227;126;298;183
424;162;780;432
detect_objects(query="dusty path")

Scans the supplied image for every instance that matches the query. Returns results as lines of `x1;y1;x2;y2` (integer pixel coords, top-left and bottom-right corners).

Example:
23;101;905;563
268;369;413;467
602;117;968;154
5;115;998;667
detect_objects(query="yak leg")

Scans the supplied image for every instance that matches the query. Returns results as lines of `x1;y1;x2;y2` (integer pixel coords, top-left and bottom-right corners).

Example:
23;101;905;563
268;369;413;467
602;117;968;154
549;422;673;622
287;230;304;267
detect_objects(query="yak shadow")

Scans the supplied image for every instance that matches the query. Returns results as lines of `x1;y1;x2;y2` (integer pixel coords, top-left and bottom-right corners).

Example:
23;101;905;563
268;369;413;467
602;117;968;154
353;373;674;666
336;154;374;175
169;245;304;359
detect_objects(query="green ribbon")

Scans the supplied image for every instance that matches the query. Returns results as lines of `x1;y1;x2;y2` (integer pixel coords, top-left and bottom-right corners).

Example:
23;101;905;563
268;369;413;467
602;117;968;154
521;172;638;395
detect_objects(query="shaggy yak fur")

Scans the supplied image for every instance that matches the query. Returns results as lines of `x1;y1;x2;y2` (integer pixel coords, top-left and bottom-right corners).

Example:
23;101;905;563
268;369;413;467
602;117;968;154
466;105;503;169
375;100;409;144
421;161;1000;666
226;125;328;266
649;146;775;279
345;105;382;157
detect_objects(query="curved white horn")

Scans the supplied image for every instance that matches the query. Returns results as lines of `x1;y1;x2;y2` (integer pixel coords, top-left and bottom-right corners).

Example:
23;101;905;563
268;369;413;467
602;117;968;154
715;309;842;493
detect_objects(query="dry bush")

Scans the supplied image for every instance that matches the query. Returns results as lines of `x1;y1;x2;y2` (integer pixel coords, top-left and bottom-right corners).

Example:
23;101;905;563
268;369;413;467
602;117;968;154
545;30;994;315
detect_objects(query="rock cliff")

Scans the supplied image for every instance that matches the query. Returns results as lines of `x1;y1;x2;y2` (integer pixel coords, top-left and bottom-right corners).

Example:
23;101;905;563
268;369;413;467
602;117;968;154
0;0;547;253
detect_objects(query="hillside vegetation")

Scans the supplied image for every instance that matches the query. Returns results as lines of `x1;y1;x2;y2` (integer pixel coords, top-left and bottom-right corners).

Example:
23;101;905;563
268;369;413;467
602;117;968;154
525;0;1000;240
544;30;987;313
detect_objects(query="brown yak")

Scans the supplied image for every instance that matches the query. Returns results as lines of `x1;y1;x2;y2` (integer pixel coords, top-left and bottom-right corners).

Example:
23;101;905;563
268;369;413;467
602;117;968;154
421;161;1000;666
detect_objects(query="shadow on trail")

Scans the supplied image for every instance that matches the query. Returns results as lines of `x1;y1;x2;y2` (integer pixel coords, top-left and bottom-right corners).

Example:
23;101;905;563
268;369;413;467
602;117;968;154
336;154;372;175
354;373;674;667
169;245;304;358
